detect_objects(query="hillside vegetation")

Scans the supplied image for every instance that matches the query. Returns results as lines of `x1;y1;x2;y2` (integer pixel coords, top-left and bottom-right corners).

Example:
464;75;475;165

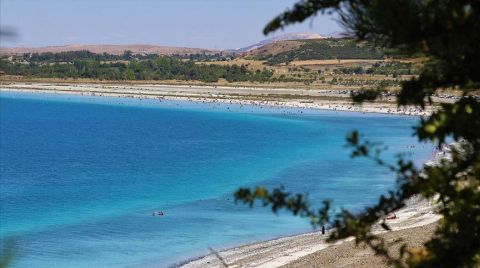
246;38;386;65
1;39;420;91
0;51;273;83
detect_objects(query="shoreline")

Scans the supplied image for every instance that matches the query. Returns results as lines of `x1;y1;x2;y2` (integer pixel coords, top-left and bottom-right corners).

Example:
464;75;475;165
180;143;456;268
179;196;440;268
0;82;440;116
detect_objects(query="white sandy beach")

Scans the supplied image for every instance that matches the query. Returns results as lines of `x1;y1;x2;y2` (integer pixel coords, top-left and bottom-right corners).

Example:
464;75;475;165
179;196;440;268
0;82;444;116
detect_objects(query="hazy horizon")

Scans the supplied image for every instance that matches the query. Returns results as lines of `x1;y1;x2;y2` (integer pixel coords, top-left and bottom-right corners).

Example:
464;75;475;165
1;0;342;50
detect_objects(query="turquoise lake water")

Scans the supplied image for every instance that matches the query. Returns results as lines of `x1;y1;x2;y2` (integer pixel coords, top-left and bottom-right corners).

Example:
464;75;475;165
0;91;433;267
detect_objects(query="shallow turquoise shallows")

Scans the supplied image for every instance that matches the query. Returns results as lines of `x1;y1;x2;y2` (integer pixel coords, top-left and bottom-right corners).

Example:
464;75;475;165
0;91;433;267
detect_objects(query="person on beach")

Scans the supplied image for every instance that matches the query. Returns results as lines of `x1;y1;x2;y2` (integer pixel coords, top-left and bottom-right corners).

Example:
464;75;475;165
322;226;325;235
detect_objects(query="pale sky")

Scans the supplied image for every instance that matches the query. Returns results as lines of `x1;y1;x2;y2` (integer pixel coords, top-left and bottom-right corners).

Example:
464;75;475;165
0;0;342;49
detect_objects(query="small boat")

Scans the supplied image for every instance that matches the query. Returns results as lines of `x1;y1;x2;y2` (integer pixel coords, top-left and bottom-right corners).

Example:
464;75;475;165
152;211;164;216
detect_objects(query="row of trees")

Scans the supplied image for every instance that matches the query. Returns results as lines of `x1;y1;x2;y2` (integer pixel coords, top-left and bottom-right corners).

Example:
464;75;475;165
20;50;235;63
23;50;149;62
0;56;273;83
333;62;417;76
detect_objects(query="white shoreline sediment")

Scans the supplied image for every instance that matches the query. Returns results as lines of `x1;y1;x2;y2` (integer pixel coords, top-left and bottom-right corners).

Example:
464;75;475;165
0;82;441;116
178;196;441;268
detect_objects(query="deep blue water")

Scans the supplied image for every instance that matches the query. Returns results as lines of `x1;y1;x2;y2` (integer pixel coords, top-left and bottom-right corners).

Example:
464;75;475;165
0;91;433;267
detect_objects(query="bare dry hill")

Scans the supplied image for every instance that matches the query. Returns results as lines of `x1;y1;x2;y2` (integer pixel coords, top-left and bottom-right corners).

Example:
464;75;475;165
0;44;220;56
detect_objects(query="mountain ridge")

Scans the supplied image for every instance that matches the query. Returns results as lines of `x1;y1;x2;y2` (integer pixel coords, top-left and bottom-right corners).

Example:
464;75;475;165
237;32;326;52
1;32;344;56
0;44;220;56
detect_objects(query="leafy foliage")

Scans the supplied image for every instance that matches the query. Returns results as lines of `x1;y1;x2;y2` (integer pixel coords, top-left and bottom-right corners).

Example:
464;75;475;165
365;62;417;76
331;61;417;76
21;50;233;62
236;0;480;266
0;53;273;83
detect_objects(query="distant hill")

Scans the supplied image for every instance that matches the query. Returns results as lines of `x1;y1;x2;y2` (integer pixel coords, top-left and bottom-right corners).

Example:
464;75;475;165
244;38;386;65
0;44;220;56
238;32;326;52
1;32;393;63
